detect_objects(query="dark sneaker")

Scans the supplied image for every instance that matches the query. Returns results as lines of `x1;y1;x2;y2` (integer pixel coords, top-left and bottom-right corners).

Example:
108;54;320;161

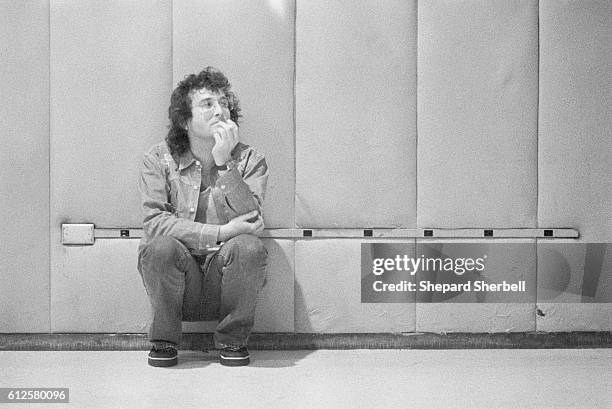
148;346;178;367
219;346;250;367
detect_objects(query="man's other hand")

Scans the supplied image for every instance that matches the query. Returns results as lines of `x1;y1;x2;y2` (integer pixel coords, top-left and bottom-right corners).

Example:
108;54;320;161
218;211;264;241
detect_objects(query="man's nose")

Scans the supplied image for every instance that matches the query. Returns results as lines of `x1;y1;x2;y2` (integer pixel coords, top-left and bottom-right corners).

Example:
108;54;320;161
212;100;223;117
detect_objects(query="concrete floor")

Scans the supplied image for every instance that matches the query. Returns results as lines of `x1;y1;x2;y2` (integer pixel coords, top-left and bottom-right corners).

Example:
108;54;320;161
0;349;610;409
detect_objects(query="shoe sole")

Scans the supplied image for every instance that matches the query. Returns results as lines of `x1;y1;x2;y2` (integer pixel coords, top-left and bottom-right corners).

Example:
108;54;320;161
148;356;178;367
219;354;250;367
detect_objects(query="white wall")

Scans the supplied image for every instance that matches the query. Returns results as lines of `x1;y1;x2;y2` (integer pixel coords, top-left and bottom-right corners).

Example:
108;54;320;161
1;0;610;334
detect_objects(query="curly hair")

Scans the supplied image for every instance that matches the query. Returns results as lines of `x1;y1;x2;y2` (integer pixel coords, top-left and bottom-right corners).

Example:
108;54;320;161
166;67;242;156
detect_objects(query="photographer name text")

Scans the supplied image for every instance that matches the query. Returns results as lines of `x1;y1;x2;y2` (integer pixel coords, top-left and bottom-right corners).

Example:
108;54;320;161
373;280;526;293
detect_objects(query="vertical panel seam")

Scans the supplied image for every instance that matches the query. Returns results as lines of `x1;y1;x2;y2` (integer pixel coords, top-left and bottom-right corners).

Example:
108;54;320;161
292;1;297;331
170;0;174;89
293;0;297;229
415;0;419;230
414;1;419;331
292;240;296;332
48;0;52;334
536;0;540;231
413;238;417;331
535;0;541;329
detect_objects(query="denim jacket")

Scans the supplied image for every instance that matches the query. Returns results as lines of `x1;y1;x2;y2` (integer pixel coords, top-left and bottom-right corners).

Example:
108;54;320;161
138;141;268;255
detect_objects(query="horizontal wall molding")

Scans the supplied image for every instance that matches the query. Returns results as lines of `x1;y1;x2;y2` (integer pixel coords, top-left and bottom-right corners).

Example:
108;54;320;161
1;332;610;351
86;227;580;241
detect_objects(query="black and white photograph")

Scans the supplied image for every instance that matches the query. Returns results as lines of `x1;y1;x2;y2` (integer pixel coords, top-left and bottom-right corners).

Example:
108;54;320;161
1;0;611;408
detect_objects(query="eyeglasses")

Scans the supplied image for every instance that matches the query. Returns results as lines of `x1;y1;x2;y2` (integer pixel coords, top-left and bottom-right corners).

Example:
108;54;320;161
195;97;229;111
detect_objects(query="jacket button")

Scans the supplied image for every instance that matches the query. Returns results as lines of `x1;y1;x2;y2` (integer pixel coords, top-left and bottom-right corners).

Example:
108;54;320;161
190;207;195;212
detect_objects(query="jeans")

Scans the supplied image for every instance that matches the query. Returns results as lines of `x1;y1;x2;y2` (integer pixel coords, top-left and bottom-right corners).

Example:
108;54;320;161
138;234;267;349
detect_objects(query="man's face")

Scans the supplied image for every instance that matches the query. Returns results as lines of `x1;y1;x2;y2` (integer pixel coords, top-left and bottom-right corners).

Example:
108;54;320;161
187;87;230;140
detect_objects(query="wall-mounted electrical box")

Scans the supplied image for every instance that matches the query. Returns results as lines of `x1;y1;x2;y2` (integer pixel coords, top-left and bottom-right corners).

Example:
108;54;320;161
61;224;94;245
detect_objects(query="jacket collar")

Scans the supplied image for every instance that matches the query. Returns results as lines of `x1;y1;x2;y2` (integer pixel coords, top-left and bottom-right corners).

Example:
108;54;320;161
176;150;196;171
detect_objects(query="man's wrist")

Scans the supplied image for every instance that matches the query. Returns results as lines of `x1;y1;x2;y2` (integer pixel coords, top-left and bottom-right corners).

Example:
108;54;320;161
218;224;228;242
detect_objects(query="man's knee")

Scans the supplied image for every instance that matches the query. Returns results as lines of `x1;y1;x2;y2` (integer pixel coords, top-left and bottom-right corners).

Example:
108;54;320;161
141;236;185;270
222;234;267;266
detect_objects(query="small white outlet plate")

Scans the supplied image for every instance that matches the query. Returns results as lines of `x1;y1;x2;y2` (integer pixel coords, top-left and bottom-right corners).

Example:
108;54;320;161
62;224;94;245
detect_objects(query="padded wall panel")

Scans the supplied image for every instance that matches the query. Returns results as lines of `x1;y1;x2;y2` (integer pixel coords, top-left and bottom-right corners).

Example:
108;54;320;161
173;0;295;228
295;240;415;333
50;0;172;228
539;0;612;243
415;240;536;333
295;0;417;228
417;0;538;228
49;1;171;332
183;239;294;333
537;304;612;332
0;0;50;332
51;240;150;332
537;240;612;331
